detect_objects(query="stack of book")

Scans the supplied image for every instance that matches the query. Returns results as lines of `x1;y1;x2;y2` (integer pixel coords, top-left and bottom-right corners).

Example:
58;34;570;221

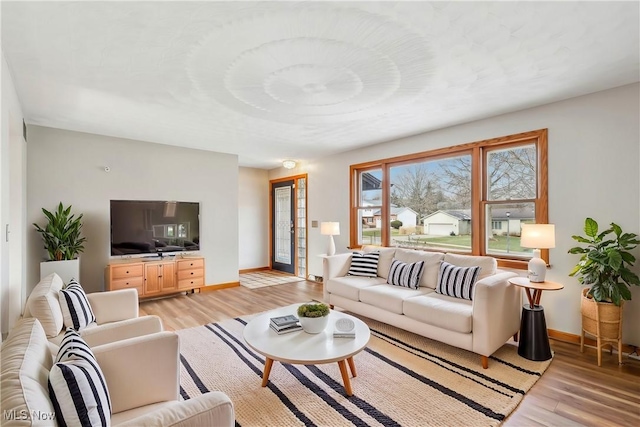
269;314;302;334
333;318;356;339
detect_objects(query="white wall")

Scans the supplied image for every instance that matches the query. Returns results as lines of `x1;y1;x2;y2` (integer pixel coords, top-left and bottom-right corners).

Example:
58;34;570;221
27;126;239;295
238;167;269;269
270;83;640;345
1;51;27;336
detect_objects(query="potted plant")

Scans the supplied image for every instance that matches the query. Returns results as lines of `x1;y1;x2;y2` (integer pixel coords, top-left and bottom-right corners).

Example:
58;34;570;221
297;302;330;334
34;202;86;283
568;217;639;365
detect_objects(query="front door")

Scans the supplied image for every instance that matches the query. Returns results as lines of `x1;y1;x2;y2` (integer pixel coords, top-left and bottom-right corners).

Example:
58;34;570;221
271;180;295;274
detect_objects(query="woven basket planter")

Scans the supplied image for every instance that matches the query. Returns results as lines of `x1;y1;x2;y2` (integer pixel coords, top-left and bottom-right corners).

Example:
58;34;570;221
581;288;623;340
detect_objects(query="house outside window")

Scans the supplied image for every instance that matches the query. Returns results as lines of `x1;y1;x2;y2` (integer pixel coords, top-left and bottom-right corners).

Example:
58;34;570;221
350;129;548;268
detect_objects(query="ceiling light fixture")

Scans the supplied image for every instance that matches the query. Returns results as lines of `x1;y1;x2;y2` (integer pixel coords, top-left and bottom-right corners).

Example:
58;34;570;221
282;160;296;169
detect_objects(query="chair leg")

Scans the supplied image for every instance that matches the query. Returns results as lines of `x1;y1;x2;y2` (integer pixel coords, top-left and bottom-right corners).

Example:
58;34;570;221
597;337;602;367
580;330;585;353
481;355;488;369
513;332;519;342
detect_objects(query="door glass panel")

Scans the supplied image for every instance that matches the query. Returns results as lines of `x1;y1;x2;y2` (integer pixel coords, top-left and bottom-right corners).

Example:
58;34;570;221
296;177;306;278
275;186;292;264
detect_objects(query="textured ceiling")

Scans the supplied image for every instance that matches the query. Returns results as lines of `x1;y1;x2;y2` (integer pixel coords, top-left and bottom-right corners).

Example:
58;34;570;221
2;1;639;169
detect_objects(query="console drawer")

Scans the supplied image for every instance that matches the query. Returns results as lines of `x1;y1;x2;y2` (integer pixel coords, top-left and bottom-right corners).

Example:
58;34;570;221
111;264;143;280
178;277;204;289
110;276;143;292
177;268;204;281
177;259;204;270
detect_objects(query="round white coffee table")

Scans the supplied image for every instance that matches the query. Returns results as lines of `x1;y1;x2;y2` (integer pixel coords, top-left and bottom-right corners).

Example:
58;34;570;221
243;304;371;396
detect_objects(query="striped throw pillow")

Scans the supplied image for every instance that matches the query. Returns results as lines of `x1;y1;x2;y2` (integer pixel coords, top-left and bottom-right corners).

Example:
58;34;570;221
56;328;95;363
387;259;425;289
436;261;480;300
348;252;380;277
59;279;96;331
49;330;112;427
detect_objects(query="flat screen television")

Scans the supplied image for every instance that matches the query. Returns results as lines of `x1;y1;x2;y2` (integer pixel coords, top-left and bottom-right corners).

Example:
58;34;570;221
110;200;200;256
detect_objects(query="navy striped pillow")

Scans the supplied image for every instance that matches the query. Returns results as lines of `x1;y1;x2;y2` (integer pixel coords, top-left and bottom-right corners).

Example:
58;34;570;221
59;279;96;331
348;252;380;277
387;259;425;289
436;261;480;300
56;328;95;364
49;330;112;427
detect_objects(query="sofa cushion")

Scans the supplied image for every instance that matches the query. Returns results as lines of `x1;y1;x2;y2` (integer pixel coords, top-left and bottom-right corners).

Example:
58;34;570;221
362;246;396;279
387;259;424;289
444;253;497;279
49;331;112;427
403;293;473;334
0;318;56;424
393;249;445;288
348;252;379;277
360;284;430;315
24;272;65;338
59;279;96;331
436;262;480;300
326;276;386;301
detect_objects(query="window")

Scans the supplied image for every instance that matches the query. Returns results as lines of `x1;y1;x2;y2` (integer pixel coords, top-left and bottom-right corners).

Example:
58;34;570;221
353;168;383;245
389;154;472;252
350;129;548;268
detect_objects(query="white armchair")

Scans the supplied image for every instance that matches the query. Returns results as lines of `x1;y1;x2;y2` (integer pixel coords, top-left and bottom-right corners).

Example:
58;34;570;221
95;331;234;426
23;273;163;348
0;318;235;427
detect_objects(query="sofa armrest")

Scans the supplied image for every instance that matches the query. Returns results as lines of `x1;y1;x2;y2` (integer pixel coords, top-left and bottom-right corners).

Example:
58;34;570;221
80;315;163;347
471;271;520;357
87;289;139;323
94;331;179;413
115;392;235;427
322;253;352;301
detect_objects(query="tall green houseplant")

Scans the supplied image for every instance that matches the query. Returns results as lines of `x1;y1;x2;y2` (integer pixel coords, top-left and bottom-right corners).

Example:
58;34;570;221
33;202;87;261
568;217;640;305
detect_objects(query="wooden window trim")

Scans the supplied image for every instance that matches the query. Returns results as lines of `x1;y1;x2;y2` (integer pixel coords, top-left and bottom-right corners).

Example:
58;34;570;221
349;129;548;270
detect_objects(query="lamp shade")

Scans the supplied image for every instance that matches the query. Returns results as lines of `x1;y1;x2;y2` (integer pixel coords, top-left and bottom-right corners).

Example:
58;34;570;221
320;222;340;236
520;224;556;249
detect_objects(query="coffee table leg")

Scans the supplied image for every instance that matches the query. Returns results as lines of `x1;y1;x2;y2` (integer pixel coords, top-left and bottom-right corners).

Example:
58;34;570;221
262;357;274;387
347;356;357;377
337;360;353;396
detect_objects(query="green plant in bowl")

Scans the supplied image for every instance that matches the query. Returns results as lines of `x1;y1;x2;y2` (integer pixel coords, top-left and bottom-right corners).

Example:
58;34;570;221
297;303;330;318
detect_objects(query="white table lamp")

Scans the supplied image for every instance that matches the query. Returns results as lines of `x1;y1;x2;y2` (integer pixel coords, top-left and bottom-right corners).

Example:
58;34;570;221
321;222;340;256
520;224;555;282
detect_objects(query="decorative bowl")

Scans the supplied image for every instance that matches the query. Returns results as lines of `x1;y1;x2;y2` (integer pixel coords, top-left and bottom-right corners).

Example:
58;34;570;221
299;315;329;334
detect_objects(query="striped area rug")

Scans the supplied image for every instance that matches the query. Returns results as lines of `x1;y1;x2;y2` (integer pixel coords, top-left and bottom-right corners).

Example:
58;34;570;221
177;313;552;426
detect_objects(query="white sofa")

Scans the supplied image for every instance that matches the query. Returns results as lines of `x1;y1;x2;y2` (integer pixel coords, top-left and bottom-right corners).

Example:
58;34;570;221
0;317;235;426
23;273;163;348
323;246;520;368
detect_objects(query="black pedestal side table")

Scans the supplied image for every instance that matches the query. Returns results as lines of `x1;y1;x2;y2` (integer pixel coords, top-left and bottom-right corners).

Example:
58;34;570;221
509;277;564;361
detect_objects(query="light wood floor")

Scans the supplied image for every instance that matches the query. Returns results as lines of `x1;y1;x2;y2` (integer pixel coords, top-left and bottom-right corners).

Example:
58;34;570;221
139;281;640;426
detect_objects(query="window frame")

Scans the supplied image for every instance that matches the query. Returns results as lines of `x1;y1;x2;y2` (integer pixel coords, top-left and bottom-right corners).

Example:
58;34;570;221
349;129;548;269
